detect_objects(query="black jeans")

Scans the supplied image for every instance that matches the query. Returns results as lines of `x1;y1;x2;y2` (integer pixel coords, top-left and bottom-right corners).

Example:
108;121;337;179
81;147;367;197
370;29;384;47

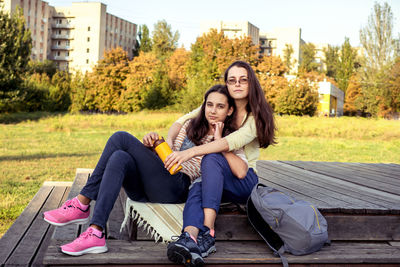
80;131;190;229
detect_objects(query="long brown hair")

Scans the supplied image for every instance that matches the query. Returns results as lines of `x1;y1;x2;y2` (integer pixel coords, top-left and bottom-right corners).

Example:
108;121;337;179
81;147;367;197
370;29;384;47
187;84;236;145
224;61;276;148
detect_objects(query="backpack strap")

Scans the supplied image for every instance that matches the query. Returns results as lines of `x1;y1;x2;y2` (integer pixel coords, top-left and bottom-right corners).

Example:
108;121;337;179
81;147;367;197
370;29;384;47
276;247;289;267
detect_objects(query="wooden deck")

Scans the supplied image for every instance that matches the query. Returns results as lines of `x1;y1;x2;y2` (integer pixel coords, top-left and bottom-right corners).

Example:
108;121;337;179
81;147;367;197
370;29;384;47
1;161;399;266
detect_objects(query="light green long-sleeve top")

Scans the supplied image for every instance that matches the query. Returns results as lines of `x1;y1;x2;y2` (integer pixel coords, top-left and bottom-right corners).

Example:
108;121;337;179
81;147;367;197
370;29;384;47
175;107;260;171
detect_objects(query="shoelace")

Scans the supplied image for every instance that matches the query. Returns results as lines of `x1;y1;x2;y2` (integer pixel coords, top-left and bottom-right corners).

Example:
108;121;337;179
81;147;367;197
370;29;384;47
170;232;190;242
62;199;76;210
75;229;94;243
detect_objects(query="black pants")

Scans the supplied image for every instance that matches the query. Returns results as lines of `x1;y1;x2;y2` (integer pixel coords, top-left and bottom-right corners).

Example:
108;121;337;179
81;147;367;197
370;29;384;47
80;131;190;229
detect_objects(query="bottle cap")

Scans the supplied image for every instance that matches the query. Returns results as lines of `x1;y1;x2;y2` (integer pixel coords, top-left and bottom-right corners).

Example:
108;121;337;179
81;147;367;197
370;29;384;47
153;136;165;148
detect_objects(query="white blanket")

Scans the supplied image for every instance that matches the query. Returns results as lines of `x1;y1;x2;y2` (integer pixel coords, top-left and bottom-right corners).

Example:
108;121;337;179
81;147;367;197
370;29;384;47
120;198;184;243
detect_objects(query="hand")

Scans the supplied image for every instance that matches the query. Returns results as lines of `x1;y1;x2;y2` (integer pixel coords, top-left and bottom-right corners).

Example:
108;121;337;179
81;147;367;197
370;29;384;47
211;122;224;140
143;132;159;148
164;149;194;172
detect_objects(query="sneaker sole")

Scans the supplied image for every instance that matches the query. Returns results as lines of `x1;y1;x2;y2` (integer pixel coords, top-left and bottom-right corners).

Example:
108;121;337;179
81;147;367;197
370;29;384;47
167;243;204;267
61;245;108;256
201;245;216;258
43;216;90;226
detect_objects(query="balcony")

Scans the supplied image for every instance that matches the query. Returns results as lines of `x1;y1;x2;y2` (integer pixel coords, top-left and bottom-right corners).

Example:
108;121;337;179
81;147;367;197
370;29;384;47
52;23;74;29
51;55;71;61
51;45;73;50
51;34;74;40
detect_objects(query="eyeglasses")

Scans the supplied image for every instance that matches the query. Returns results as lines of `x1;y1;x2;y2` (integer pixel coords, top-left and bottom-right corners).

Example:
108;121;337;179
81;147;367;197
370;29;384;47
226;77;249;85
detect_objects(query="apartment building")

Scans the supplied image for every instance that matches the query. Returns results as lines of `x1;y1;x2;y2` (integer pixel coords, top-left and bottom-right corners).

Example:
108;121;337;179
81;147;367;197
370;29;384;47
200;20;260;45
260;27;304;74
200;21;303;73
3;0;137;73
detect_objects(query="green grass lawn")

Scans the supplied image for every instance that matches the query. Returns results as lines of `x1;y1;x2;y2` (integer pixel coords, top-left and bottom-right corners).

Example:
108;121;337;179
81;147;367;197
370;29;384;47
1;112;399;237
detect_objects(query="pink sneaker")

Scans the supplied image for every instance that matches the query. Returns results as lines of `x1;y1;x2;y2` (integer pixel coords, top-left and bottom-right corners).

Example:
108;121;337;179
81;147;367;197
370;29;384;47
43;197;90;226
60;227;108;256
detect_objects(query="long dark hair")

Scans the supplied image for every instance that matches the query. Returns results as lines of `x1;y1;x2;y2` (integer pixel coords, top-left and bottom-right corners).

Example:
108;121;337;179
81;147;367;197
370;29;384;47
187;84;236;145
224;60;276;148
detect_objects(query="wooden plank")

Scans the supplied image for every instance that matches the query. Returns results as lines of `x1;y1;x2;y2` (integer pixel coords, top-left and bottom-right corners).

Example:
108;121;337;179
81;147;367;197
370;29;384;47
0;185;53;266
5;186;68;266
312;162;400;187
257;164;375;212
137;212;400;242
325;214;400;241
52;172;89;240
367;163;400;173
43;240;400;265
31;185;71;267
259;161;400;207
333;162;400;179
283;161;400;195
258;161;400;210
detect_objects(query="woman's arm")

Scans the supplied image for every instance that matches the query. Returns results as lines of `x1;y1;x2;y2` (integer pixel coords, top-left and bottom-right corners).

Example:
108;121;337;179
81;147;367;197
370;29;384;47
222;151;248;179
165;116;257;172
213;121;248;179
166;122;182;148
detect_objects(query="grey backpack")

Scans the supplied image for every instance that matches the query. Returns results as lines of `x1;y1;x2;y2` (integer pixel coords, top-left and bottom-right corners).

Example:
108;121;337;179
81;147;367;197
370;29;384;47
247;183;329;267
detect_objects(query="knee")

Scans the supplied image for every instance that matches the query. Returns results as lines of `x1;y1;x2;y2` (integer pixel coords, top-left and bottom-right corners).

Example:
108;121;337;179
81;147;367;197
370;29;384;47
201;153;225;168
110;131;131;141
109;150;132;168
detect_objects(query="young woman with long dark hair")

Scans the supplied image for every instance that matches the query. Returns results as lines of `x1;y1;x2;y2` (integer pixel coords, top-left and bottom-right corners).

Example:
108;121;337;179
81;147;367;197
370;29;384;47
166;61;276;267
42;84;240;257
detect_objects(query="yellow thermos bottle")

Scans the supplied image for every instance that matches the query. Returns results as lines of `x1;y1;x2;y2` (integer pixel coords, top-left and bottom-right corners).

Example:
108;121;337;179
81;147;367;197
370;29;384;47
153;137;182;175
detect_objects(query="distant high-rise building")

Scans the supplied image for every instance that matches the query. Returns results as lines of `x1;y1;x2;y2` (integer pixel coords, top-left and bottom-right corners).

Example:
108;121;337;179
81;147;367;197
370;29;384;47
2;0;137;73
260;28;304;74
200;20;260;45
200;21;304;73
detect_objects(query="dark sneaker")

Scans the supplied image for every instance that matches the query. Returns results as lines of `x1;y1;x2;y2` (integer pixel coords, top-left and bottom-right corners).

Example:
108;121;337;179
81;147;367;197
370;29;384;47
197;229;216;257
167;232;204;267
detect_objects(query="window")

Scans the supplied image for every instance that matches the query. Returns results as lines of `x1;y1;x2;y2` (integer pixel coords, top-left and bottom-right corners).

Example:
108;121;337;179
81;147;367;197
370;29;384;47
88;26;90;31
86;59;89;64
66;51;69;56
56;51;61;56
57;40;61;45
86;48;89;53
87;37;90;42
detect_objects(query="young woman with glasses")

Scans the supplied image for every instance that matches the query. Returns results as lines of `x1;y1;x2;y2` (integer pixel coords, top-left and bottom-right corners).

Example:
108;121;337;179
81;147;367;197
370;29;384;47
166;60;276;266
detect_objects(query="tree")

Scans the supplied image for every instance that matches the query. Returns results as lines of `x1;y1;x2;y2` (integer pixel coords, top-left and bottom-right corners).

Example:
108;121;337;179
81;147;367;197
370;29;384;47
0;6;32;111
256;55;288;110
359;2;396;116
378;57;400;117
360;2;396;72
152;20;179;60
87;47;130;112
344;73;362;116
274;78;319;116
69;71;91;112
49;71;71;111
166;48;190;93
27;60;57;78
336;38;358;92
122;51;161;111
323;45;339;78
283;44;295;74
180;29;259;111
138;24;152;53
299;42;319;73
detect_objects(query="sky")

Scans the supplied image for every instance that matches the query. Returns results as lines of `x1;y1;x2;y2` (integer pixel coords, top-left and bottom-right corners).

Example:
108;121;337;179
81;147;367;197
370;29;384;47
47;0;400;49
